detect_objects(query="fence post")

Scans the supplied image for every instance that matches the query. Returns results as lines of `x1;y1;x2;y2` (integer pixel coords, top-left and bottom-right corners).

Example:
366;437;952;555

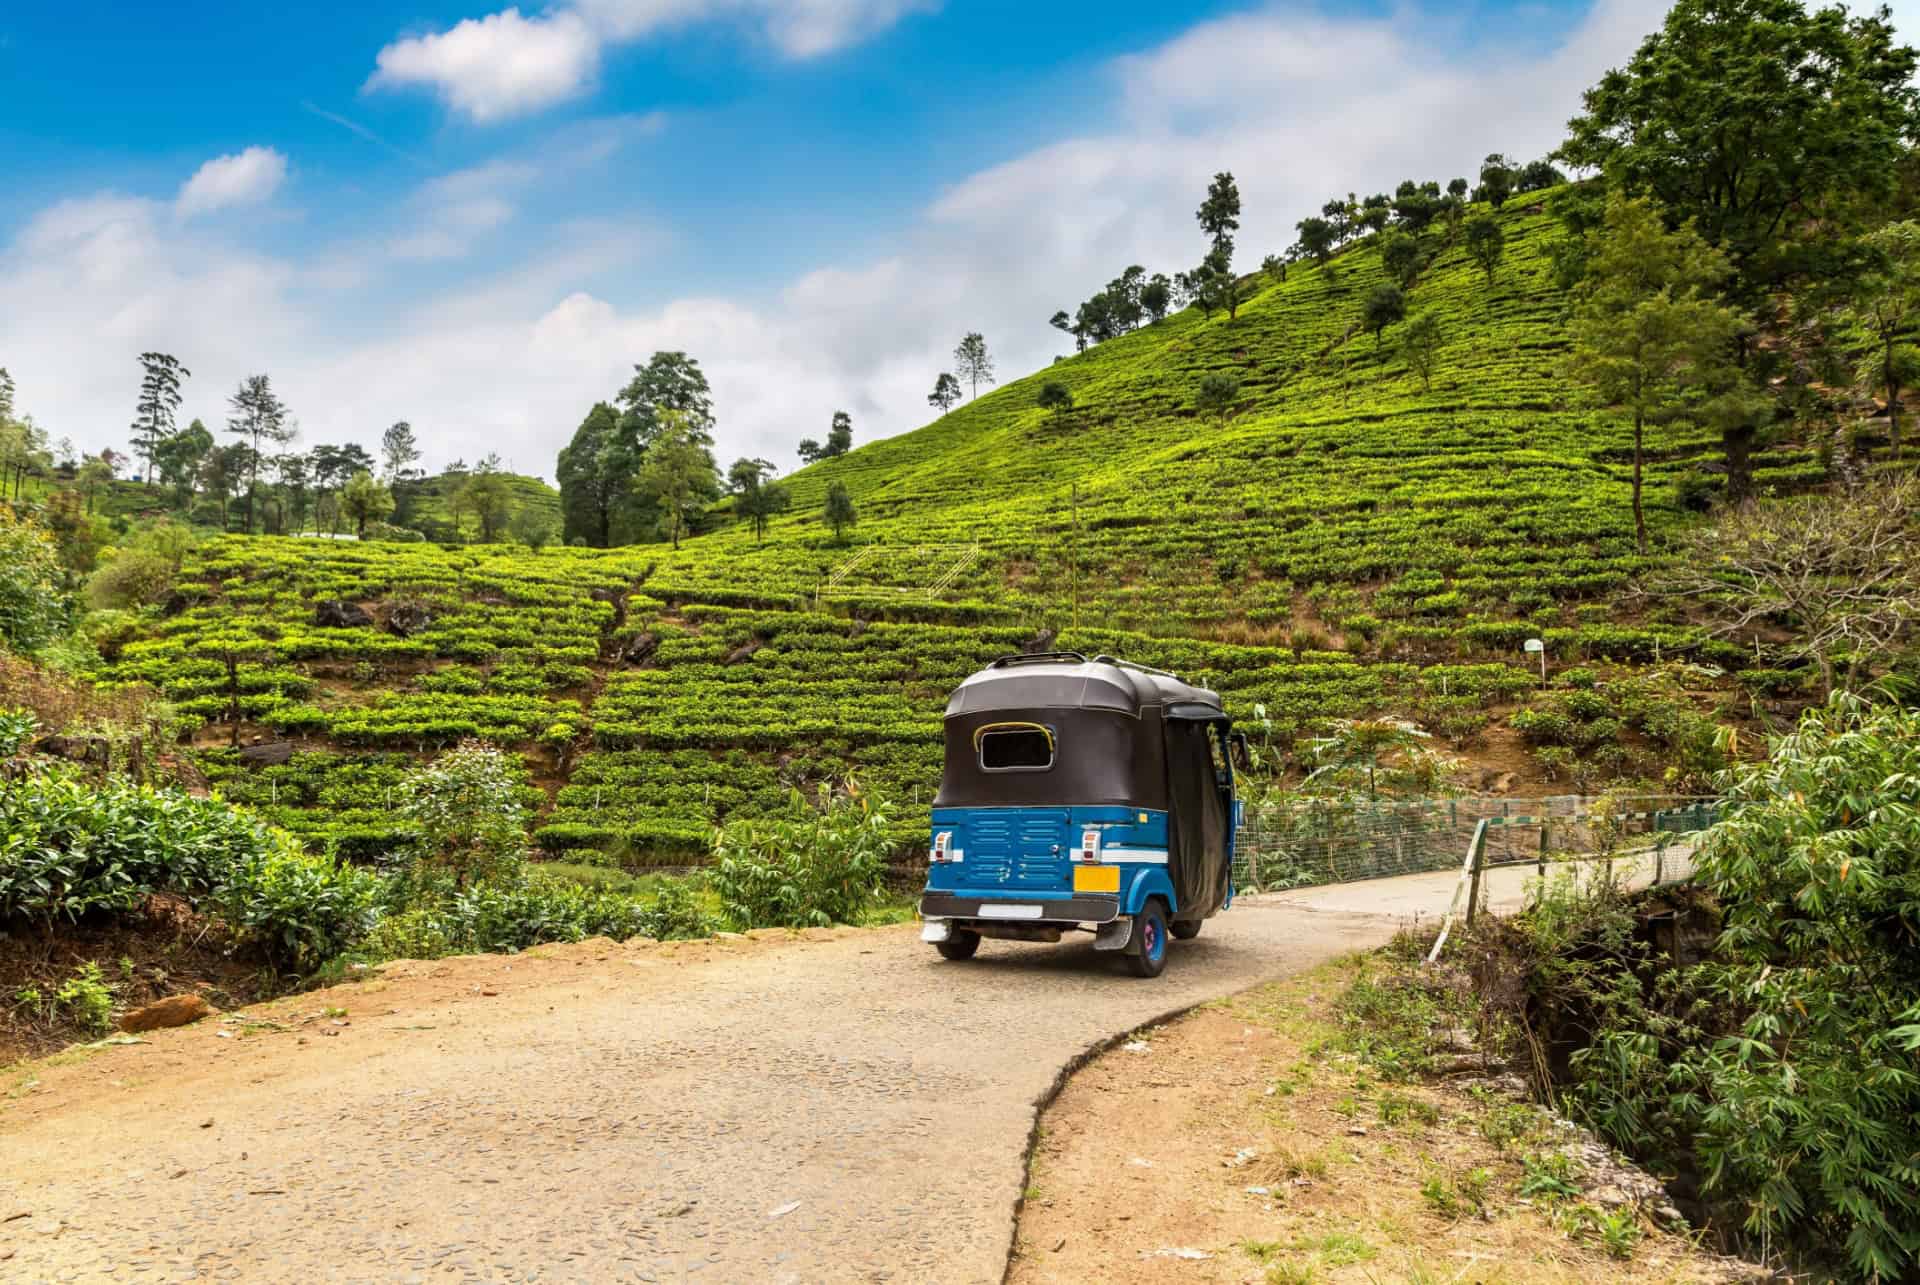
1465;820;1490;927
1538;817;1549;881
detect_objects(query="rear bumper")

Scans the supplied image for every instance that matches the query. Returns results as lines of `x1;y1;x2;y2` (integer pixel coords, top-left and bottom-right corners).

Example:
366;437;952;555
918;892;1121;924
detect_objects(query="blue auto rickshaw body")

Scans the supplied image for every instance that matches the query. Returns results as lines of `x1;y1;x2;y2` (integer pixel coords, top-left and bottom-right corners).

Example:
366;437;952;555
918;652;1239;977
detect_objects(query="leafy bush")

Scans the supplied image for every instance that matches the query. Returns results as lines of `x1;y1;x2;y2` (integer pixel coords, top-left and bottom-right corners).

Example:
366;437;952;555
0;509;68;654
0;706;37;758
396;740;528;887
360;874;715;960
710;784;891;928
211;834;385;973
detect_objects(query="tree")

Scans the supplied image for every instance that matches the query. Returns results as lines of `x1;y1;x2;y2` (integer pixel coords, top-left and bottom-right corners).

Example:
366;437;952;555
796;437;823;464
1302;716;1450;800
823;411;853;458
632;409;719;550
728;457;791;544
1196;171;1241;259
1036;381;1074;423
1378;229;1423;287
75;455;114;515
1658;476;1919;695
1259;255;1286;287
0;368;13;425
1400;312;1443;391
1141;273;1174;320
225;374;293;533
398;741;528;889
339;470;395;538
1475;154;1513;209
381;421;422;481
130;352;190;485
928;372;962;415
153;419;212;506
823;481;856;544
1565;195;1750;554
453;465;515;543
1558;0;1920;289
1446;177;1469;200
555;402;626;548
1517;158;1565;191
1362;284;1406;347
274;451;313;534
1194;373;1240;427
0;508;67;655
1294;217;1338;269
954;332;995;400
614;351;716;541
1390;179;1441;233
197;444;249;531
1463;215;1505;289
509;504;557;552
1840;220;1920;459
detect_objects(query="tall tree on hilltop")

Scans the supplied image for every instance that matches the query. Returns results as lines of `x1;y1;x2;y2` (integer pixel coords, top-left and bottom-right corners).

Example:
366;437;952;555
614;351;715;538
1196;172;1244;319
728;457;791;545
634;408;721;550
1566;195;1752;554
381;421;422;481
928;372;962;415
225;374;292;534
556;402;626;547
1558;0;1920;294
0;369;13;425
954;332;995;400
823;411;853;458
131;352;190;485
1294;217;1338;271
1475;155;1514;209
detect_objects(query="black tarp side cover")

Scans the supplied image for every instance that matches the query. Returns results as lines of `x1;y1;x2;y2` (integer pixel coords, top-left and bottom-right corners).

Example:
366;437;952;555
1163;716;1232;919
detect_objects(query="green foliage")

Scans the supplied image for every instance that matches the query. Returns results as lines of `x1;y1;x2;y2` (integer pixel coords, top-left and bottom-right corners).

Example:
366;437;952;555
1559;0;1920;286
710;785;891;928
0;508;68;653
396;740;529;888
339;471;395;537
823;481;856;544
54;961;114;1035
1036;380;1074;422
1362;284;1405;346
211;833;384;973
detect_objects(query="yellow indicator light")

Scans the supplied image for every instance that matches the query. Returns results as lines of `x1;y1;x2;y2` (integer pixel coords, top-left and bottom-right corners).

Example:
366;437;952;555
1073;865;1121;894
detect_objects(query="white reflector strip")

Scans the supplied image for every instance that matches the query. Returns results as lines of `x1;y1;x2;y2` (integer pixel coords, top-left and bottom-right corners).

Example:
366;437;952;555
978;903;1045;920
1101;848;1169;864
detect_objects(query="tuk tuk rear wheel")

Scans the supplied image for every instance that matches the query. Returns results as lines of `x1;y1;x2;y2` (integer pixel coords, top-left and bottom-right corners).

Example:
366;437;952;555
1170;919;1202;940
936;928;981;961
1126;899;1170;978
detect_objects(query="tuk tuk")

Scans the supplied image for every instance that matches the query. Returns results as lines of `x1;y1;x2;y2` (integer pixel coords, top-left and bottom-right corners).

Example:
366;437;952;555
918;652;1239;977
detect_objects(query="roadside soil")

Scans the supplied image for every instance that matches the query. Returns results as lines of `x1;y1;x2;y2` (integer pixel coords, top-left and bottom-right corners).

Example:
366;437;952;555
1011;961;1747;1285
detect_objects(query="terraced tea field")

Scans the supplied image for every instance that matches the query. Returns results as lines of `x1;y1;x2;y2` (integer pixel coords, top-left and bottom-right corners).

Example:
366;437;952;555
91;191;1784;858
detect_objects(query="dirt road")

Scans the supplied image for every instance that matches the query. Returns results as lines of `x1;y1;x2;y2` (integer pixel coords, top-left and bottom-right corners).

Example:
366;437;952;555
1;854;1685;1284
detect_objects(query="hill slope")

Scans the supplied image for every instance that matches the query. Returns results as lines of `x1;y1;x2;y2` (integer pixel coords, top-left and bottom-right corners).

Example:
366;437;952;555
93;191;1789;859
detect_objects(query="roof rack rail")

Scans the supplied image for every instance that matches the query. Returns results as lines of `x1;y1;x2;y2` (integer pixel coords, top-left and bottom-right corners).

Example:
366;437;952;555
1089;654;1182;680
987;650;1090;668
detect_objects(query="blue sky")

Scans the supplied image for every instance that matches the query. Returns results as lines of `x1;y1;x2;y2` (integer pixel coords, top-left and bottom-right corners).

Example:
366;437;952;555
0;0;1757;476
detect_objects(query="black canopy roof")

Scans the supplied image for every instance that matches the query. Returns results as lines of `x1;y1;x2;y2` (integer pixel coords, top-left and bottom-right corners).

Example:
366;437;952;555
944;653;1225;721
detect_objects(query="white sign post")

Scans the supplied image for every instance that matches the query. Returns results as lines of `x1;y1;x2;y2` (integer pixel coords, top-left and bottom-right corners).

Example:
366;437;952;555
1523;637;1546;686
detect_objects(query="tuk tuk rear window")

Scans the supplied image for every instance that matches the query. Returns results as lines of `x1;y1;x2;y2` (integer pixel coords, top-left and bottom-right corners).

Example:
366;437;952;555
979;726;1054;771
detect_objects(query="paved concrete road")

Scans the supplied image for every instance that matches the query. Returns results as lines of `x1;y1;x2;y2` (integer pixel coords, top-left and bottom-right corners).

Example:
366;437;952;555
2;905;1407;1285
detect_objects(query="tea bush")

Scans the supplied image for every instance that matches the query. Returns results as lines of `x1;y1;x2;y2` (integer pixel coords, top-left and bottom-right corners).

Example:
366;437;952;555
710;785;892;928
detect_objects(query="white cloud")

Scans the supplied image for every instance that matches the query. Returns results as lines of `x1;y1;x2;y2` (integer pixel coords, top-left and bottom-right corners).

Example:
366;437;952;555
370;0;934;122
368;8;603;123
175;146;288;218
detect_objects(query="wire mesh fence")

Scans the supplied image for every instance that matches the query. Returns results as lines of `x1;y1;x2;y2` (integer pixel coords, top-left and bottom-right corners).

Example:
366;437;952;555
1232;794;1722;893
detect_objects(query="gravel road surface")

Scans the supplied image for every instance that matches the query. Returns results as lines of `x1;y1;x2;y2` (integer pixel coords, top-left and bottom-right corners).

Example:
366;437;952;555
0;889;1483;1283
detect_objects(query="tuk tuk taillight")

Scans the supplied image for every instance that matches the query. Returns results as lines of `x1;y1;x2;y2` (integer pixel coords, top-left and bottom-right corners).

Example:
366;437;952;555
1078;827;1101;863
932;831;953;862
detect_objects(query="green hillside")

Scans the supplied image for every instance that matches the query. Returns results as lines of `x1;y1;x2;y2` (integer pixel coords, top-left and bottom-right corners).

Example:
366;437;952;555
86;190;1795;860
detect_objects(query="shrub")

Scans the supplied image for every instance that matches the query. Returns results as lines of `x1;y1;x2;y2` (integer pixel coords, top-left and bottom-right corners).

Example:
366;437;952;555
710;784;891;928
210;832;385;973
55;961;115;1035
0;509;68;654
396;740;529;887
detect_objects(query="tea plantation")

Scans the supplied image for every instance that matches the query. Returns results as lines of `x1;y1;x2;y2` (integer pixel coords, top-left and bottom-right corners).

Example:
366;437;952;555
88;191;1772;859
